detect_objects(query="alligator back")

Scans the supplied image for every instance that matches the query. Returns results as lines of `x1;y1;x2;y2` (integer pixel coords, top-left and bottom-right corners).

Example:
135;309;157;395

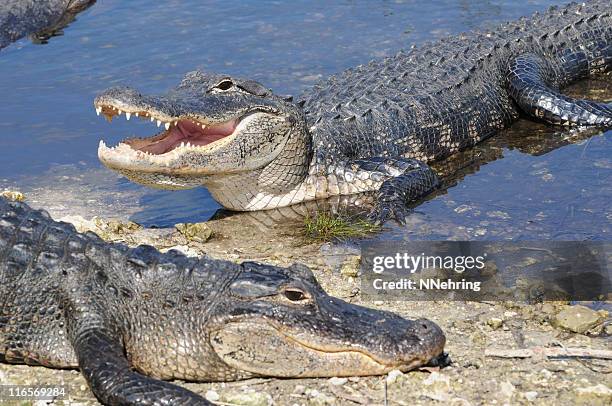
0;198;80;367
0;197;240;374
301;0;611;163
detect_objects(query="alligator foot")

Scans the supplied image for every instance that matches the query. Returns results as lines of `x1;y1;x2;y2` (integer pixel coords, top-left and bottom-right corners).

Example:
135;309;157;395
71;316;210;405
358;157;439;225
507;53;612;127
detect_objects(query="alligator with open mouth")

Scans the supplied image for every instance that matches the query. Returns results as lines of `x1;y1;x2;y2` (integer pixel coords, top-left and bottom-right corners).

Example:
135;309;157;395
0;197;446;405
0;0;95;49
94;0;611;223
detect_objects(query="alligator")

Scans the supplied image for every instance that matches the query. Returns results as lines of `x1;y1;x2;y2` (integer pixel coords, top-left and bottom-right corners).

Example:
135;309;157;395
94;0;611;223
0;0;95;49
0;197;446;405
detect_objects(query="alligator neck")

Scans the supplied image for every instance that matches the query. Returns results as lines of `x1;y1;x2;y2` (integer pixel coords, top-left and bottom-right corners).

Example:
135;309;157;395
204;121;314;211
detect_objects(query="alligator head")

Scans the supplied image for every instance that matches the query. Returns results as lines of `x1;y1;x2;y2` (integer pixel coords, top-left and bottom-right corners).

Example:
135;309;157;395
203;262;446;379
95;71;312;209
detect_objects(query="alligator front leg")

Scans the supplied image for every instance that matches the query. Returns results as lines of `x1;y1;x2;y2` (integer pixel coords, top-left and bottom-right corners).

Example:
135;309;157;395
69;315;210;405
336;157;439;224
507;53;612;127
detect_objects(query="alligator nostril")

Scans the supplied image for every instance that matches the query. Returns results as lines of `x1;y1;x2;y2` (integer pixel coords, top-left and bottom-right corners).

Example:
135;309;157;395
422;323;428;330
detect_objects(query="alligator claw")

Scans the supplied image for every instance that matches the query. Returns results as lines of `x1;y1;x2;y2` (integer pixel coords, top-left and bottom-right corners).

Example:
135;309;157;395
367;200;410;225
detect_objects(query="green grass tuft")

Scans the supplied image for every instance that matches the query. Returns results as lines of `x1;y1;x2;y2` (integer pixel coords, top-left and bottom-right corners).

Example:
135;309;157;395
303;213;381;242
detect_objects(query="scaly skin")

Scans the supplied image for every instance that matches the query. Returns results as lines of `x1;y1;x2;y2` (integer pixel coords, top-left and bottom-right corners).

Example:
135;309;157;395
95;1;611;223
0;0;95;49
0;197;446;405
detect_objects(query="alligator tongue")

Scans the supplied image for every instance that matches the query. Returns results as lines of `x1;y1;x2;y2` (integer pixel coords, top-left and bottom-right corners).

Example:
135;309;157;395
137;119;237;155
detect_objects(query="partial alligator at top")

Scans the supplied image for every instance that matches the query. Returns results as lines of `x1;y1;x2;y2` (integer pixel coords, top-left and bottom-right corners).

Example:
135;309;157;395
95;0;611;223
0;0;95;49
0;197;445;405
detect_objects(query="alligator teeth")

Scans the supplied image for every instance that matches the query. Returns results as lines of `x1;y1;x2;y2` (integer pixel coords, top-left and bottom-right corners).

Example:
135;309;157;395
135;112;139;117
179;141;185;148
157;120;162;127
150;116;154;122
118;109;123;115
95;107;102;116
126;112;131;120
185;141;191;147
165;122;170;130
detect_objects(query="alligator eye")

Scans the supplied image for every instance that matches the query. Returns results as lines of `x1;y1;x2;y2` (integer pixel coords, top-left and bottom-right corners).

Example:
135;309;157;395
216;80;234;91
283;288;307;302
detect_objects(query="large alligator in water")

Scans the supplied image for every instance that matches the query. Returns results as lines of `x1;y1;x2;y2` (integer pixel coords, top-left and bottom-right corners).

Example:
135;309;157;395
0;197;446;405
94;0;612;221
0;0;95;49
94;0;611;223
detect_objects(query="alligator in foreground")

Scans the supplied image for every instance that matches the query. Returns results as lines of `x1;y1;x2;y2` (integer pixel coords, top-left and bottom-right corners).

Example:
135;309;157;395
94;1;611;223
0;0;95;49
0;197;446;405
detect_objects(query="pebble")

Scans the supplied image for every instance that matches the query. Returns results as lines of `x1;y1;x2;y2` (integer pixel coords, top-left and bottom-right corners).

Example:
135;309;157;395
524;391;538;401
0;190;25;201
223;391;273;406
553;305;603;334
500;381;516;399
487;317;503;329
386;369;404;384
205;390;220;402
329;377;348;386
575;384;612;403
175;222;213;243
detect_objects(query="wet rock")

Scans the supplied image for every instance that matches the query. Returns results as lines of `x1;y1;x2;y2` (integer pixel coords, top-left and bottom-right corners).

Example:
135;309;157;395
0;190;25;201
575;384;611;405
175;222;213;243
222;390;273;406
553;305;604;334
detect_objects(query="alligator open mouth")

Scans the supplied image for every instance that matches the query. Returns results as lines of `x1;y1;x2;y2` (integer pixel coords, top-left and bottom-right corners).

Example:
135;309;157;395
95;104;242;156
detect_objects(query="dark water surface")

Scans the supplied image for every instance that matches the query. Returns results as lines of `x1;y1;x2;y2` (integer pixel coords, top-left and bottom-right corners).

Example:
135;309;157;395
0;0;609;239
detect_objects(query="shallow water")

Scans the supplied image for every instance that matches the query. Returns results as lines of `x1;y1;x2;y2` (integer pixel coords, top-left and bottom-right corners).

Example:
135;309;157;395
0;0;609;239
